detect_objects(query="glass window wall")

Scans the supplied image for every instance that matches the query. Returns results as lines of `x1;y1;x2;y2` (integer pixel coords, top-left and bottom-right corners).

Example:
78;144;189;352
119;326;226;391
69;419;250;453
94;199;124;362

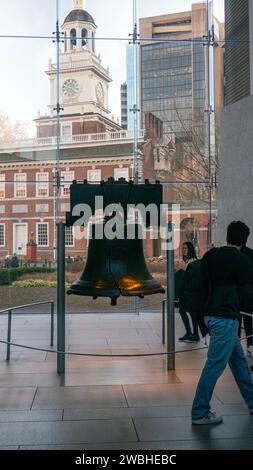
0;0;223;314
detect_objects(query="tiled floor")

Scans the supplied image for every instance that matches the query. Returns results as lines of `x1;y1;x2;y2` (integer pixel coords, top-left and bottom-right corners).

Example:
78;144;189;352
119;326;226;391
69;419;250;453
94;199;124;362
0;308;252;449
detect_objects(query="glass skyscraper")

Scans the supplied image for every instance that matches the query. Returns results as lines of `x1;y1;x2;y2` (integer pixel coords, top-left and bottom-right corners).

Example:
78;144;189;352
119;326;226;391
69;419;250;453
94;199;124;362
139;3;223;150
141;41;195;138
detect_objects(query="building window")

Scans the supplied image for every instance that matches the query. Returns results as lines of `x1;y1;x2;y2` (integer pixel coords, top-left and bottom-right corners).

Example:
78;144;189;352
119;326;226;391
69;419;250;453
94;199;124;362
14;173;27;198
70;28;76;49
62;125;72;137
87;169;101;183
65;226;74;247
0;224;5;247
114;168;129;181
62;171;75;196
36;172;49;197
82;28;88;47
37;223;49;247
0;174;5;198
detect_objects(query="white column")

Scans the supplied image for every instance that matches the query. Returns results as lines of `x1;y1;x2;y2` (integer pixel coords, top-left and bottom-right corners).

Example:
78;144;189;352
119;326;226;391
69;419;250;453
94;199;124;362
76;27;82;50
65;28;71;52
88;28;93;52
50;77;55;108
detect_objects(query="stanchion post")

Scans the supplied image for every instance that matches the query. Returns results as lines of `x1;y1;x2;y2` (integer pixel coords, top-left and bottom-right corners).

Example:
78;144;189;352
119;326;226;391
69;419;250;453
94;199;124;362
50;301;54;347
134;297;140;315
6;309;12;361
166;223;175;370
162;300;166;345
57;223;65;374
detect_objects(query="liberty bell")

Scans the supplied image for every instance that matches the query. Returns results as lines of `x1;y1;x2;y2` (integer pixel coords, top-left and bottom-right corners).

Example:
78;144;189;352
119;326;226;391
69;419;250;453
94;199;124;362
66;178;165;305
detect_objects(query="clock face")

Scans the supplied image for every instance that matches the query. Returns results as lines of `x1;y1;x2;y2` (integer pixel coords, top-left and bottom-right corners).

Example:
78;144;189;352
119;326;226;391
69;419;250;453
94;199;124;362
62;79;79;98
96;82;104;105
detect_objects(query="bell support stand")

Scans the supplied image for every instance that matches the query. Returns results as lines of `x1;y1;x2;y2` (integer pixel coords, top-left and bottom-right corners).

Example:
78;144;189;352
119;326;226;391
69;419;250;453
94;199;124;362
167;221;175;371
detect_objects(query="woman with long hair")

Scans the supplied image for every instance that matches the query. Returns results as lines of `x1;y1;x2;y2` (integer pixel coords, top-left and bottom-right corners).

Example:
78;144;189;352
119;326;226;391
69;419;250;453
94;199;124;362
177;242;200;342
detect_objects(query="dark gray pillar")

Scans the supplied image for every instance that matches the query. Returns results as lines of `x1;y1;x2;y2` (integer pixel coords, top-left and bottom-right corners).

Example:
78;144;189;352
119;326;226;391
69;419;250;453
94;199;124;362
166;223;175;370
57;223;65;374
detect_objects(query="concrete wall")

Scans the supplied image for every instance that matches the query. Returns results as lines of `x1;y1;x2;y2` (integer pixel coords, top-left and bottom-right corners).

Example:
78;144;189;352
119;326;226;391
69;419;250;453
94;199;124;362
250;0;253;95
217;95;253;246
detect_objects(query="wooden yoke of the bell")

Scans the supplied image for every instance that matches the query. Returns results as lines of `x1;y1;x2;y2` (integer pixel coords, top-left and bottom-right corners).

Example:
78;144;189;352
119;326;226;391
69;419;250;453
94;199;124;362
66;178;163;228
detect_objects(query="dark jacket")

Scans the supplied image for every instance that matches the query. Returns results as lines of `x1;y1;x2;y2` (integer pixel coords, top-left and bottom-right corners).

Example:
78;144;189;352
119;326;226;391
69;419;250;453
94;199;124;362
203;246;253;320
240;245;253;313
241;245;253;264
174;268;185;308
181;259;209;337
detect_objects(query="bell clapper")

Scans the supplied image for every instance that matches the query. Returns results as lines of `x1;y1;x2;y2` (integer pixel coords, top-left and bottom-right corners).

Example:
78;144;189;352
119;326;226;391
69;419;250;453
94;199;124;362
111;297;118;306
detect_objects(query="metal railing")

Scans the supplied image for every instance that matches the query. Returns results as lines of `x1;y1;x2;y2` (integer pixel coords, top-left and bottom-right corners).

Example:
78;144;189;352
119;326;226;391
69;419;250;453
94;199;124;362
0;130;145;151
0;301;54;361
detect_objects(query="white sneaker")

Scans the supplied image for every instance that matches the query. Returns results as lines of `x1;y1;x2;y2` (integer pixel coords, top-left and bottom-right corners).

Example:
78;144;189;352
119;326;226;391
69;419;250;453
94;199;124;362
247;346;253;357
192;411;223;425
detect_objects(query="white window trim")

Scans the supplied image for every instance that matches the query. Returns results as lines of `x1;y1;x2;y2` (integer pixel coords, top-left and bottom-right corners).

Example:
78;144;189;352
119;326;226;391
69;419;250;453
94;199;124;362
14;173;27;198
87;169;101;183
0;174;5;199
61;171;75;197
65;226;74;247
0;223;5;247
114;168;129;181
61;124;72;137
36;172;49;198
36;222;49;247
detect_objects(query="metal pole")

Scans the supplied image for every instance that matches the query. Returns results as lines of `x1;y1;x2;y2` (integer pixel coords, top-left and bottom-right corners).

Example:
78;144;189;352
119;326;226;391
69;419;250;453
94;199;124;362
134;297;140;315
57;223;65;374
53;0;62;262
209;181;212;247
132;0;140;316
166;223;175;370
206;0;214;247
162;299;166;345
6;310;12;361
50;301;54;347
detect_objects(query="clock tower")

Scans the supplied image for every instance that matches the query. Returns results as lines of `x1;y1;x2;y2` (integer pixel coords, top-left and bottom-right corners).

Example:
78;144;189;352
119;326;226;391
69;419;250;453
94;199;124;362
36;0;121;138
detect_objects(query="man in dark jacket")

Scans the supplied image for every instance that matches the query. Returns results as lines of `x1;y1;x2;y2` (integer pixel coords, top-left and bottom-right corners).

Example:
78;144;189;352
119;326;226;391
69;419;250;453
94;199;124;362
192;221;253;425
240;244;253;357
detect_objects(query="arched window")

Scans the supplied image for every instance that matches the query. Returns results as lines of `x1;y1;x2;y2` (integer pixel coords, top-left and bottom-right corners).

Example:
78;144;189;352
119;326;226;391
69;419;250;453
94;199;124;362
64;32;67;52
70;28;77;49
92;31;95;52
82;28;88;48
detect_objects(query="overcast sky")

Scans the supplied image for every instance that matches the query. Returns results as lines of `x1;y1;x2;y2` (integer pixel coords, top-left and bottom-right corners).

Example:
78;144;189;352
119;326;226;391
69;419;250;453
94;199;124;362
0;0;224;135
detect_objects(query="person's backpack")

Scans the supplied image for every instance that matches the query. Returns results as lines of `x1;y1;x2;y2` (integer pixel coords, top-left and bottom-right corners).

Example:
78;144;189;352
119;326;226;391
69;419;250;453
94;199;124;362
181;259;211;337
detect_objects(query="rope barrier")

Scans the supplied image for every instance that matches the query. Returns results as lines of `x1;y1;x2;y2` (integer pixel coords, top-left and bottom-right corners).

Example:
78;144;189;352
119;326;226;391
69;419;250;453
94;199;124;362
0;334;252;359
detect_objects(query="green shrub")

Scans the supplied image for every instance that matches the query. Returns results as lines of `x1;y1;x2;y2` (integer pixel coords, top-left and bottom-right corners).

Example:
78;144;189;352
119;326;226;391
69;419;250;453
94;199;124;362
0;267;56;286
12;279;70;288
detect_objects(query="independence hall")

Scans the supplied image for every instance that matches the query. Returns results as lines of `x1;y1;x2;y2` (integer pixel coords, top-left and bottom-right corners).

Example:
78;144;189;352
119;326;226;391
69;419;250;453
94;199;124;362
0;0;218;261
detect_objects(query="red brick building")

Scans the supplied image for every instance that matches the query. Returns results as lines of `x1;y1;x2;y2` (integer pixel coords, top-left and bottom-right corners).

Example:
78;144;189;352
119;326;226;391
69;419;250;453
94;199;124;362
0;136;141;260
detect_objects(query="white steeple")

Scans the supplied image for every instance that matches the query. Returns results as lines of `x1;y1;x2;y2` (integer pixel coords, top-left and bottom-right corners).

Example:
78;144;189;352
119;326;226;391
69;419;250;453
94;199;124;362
74;0;84;9
36;0;121;137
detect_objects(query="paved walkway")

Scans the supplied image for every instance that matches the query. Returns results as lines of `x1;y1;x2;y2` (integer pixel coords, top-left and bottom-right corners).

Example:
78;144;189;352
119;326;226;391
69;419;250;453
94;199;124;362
0;307;252;450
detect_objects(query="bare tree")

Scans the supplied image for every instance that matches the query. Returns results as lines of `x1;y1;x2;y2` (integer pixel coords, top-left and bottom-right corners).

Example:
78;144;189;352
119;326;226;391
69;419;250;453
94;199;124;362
155;105;219;207
0;113;29;146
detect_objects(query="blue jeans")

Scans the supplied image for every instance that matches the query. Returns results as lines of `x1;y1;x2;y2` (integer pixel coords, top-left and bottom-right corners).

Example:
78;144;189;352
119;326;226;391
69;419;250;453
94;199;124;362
192;316;253;420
